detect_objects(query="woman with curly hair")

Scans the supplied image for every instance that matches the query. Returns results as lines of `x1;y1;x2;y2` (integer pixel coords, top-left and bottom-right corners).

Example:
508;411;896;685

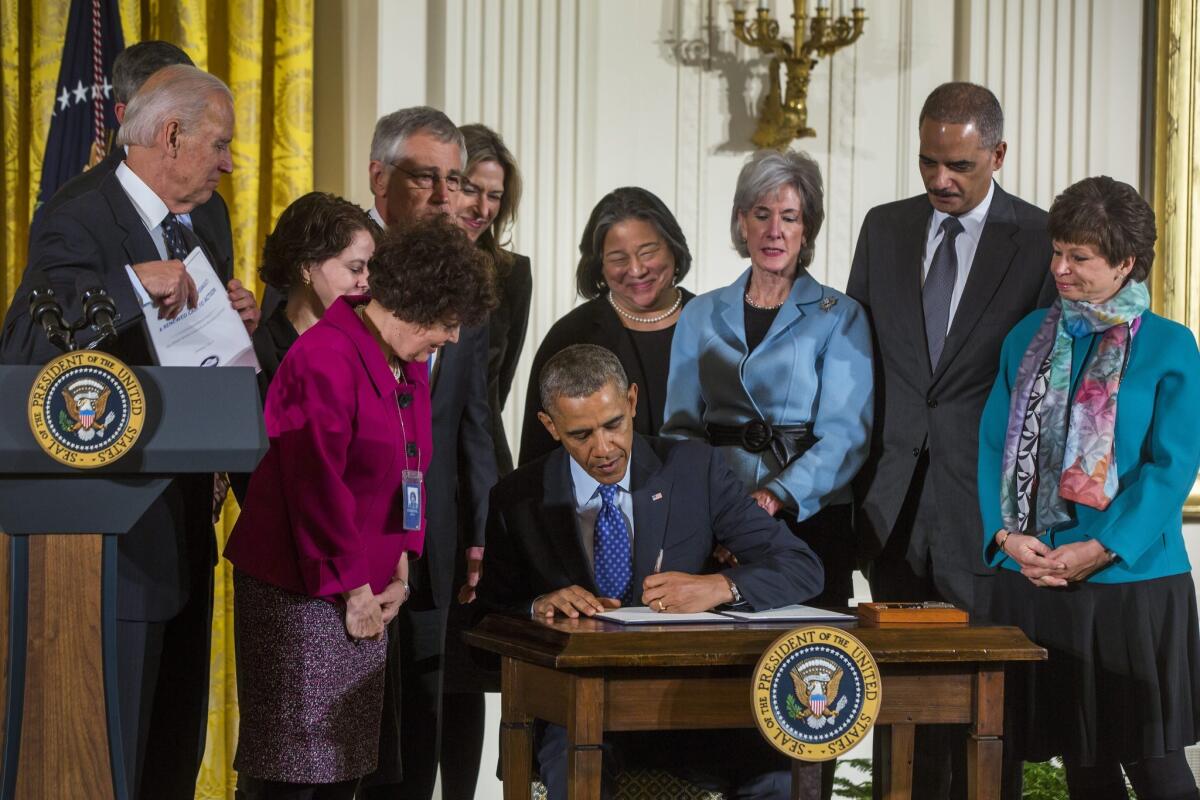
253;192;381;395
225;216;497;800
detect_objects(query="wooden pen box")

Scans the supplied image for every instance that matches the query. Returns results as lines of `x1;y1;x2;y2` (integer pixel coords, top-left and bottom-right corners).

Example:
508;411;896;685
857;602;970;625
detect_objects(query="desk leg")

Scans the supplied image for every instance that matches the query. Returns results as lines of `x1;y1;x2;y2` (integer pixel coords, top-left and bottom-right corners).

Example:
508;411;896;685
500;657;534;800
790;761;822;800
967;665;1004;800
565;676;604;800
876;723;915;800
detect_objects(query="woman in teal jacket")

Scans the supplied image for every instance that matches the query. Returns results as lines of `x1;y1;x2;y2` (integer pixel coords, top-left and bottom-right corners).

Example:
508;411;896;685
978;176;1200;799
663;149;873;608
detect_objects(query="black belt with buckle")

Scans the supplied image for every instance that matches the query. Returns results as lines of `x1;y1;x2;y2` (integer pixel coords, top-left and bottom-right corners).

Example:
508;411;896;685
705;420;818;468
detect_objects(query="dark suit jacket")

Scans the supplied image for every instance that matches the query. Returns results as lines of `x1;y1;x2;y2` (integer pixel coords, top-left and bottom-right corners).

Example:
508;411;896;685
417;323;498;609
230;304;299;506
478;434;824;616
251;303;299;402
845;184;1055;575
0;172;224;621
487;253;532;475
33;146;235;283
517;290;695;465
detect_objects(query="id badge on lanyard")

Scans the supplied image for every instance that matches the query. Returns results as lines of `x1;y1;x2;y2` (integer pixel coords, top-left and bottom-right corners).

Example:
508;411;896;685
402;469;423;530
395;379;423;531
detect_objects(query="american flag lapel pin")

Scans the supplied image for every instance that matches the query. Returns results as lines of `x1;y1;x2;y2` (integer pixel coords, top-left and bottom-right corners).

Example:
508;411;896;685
651;492;663;501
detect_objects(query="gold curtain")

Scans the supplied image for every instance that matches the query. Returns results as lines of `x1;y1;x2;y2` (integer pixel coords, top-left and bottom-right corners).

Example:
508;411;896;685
0;1;66;305
1;1;312;798
1152;0;1200;515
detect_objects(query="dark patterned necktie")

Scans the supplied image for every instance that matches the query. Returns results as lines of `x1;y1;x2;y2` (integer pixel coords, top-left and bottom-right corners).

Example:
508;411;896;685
160;213;193;261
593;484;632;601
923;216;964;369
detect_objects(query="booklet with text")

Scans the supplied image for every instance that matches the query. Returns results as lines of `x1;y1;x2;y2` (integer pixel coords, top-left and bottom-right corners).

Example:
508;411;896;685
134;247;259;370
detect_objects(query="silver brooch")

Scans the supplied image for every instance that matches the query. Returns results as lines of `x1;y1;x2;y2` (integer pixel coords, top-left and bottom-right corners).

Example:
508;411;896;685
819;296;837;312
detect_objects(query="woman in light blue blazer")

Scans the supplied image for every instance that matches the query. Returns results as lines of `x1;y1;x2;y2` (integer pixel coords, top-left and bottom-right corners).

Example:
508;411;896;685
662;149;873;607
979;177;1200;799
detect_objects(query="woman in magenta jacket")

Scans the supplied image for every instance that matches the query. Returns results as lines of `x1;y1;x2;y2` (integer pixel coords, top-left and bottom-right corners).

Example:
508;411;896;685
225;216;496;800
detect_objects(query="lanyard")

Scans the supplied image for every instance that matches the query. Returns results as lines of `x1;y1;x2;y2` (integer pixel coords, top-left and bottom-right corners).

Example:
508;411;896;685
389;358;423;474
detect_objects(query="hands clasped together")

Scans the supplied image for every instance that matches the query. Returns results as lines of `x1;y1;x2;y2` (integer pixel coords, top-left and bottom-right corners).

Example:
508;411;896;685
996;531;1114;587
342;576;411;640
532;571;734;618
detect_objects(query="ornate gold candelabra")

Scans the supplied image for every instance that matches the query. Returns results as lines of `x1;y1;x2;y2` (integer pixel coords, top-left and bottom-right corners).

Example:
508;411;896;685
731;0;868;148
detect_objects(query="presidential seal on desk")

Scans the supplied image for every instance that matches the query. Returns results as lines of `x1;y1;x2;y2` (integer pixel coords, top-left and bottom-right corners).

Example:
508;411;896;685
27;350;145;469
752;626;881;761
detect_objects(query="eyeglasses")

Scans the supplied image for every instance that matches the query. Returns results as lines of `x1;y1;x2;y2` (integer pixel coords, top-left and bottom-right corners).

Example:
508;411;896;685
391;165;463;193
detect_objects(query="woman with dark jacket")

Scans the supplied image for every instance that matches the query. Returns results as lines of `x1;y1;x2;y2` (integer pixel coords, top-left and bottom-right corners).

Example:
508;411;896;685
440;123;530;800
252;192;381;395
518;187;694;464
979;177;1200;799
455;123;531;475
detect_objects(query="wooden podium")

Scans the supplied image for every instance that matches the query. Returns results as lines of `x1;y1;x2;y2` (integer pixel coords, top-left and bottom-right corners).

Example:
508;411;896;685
466;614;1046;800
0;365;265;799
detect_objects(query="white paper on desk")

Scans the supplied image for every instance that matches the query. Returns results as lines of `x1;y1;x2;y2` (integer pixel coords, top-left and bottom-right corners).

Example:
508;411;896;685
142;247;259;370
718;604;855;622
595;607;734;625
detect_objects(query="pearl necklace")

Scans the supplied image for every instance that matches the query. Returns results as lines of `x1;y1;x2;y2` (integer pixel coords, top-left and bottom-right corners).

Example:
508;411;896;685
607;288;683;324
743;292;786;310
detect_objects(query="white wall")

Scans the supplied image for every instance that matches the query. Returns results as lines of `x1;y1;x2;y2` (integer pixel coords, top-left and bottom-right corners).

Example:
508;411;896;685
313;0;1144;450
408;0;1143;452
311;2;1159;797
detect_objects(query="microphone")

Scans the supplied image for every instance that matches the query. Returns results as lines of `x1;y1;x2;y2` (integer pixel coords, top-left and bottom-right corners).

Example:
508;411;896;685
27;272;72;353
76;275;120;349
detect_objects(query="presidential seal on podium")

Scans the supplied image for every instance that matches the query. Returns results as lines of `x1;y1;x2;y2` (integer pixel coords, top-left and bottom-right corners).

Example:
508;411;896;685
752;625;882;762
27;350;145;468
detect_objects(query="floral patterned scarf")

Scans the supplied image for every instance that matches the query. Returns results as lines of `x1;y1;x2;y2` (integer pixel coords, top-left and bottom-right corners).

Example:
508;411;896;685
999;280;1149;533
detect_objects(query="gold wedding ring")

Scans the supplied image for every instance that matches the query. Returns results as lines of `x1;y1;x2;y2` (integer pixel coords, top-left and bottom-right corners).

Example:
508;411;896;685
657;600;665;611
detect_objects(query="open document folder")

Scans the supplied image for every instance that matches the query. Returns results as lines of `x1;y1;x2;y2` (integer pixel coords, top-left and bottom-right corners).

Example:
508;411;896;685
133;247;259;369
596;605;855;625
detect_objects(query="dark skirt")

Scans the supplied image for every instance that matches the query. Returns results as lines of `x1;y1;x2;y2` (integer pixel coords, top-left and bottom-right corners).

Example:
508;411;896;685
233;570;388;783
990;568;1200;766
781;503;854;607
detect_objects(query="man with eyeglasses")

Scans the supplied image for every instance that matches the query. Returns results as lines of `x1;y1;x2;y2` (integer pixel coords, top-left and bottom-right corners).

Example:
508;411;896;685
368;106;465;225
359;106;499;800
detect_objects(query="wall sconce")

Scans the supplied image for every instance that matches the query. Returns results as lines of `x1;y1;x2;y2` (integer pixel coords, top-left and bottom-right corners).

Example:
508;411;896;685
731;0;868;148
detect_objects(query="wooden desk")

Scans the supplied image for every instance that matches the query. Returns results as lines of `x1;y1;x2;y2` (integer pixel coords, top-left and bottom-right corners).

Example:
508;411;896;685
466;615;1046;800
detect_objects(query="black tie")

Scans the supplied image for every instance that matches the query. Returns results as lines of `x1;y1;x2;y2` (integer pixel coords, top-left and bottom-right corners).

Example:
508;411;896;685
923;216;964;369
160;213;193;261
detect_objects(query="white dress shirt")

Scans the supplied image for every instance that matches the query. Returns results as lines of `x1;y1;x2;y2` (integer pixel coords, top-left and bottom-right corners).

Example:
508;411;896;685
116;161;176;307
119;145;192;229
921;179;995;331
116;161;172;260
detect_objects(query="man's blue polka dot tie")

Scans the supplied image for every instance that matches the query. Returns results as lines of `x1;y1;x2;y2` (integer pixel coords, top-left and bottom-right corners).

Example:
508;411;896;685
594;484;631;601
